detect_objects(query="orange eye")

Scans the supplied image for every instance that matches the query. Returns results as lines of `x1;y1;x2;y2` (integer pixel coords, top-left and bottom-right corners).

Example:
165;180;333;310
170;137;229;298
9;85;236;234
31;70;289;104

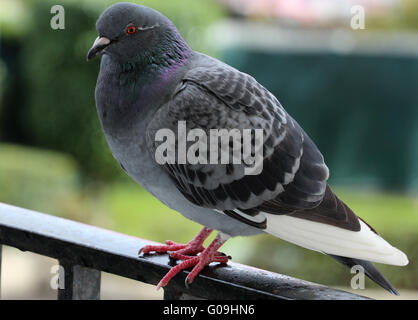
126;26;137;35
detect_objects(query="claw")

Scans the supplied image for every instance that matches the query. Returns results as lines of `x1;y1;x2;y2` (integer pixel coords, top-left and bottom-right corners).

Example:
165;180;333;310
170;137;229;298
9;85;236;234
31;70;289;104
156;233;228;289
137;228;230;290
184;277;191;289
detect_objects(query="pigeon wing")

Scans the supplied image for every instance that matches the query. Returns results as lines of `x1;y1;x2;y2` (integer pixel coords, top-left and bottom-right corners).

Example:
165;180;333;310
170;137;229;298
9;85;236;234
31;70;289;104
146;62;331;227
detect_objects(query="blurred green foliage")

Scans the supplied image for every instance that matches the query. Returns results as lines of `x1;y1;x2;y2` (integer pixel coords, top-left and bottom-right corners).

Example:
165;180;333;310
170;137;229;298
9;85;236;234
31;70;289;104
0;0;32;39
368;0;418;30
0;59;6;125
0;143;81;215
398;0;418;29
20;1;116;180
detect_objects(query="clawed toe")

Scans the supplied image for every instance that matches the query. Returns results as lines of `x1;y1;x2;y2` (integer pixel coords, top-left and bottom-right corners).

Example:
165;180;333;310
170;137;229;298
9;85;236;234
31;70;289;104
138;228;230;290
138;243;186;256
156;233;229;289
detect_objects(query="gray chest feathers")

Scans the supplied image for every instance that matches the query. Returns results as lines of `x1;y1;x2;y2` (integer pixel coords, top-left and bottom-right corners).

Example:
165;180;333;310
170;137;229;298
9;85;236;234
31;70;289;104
104;127;163;187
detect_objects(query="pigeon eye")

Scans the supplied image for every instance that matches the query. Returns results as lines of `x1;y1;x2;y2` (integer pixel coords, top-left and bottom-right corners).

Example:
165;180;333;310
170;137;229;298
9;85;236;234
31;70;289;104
126;26;137;35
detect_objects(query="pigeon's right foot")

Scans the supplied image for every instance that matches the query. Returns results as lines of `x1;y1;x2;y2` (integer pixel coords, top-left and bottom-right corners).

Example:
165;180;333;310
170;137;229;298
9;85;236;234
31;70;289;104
138;227;213;260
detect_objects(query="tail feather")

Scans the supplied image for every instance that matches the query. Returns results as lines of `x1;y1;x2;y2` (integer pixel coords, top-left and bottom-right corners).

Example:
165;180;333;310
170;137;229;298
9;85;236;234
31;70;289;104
328;254;399;296
264;213;408;266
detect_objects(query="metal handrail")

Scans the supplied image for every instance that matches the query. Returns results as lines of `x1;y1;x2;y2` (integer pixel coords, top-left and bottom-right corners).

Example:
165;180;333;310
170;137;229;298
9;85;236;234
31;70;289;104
0;202;369;300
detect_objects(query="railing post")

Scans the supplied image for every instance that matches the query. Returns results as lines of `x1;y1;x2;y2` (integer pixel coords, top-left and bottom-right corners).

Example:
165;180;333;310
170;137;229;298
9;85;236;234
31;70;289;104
58;261;101;300
164;285;203;300
163;286;183;300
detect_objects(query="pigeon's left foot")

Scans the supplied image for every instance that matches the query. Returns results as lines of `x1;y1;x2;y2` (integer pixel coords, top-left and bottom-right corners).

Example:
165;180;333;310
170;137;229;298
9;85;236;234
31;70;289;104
156;233;229;290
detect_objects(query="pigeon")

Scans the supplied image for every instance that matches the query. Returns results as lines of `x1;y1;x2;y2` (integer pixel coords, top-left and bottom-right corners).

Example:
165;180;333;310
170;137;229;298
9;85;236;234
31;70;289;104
87;2;408;294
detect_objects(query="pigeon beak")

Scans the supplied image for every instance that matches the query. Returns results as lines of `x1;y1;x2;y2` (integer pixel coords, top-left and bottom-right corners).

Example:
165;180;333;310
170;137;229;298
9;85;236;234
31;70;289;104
87;36;111;61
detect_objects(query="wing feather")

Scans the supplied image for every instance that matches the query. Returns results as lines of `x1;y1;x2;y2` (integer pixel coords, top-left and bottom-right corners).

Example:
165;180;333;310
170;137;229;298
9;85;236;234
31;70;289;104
147;56;332;228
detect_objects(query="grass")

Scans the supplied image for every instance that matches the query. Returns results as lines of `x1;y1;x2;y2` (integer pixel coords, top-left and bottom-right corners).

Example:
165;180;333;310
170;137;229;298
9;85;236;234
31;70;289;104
99;181;204;244
333;187;418;234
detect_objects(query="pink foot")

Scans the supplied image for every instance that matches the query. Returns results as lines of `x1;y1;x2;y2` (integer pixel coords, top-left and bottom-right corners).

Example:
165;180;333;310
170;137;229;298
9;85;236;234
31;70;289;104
156;233;229;290
138;227;213;260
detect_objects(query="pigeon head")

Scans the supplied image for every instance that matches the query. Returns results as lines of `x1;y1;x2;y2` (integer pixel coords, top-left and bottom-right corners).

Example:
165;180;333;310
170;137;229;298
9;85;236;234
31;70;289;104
87;2;190;64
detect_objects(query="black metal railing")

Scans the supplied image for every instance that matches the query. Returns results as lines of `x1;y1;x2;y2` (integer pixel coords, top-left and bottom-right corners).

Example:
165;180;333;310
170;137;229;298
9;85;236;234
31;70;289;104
0;202;369;300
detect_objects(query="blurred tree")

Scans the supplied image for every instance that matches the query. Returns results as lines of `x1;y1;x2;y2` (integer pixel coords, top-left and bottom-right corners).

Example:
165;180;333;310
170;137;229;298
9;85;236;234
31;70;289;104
0;0;32;39
20;1;116;180
0;59;6;119
367;0;418;30
397;0;418;29
0;143;80;215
